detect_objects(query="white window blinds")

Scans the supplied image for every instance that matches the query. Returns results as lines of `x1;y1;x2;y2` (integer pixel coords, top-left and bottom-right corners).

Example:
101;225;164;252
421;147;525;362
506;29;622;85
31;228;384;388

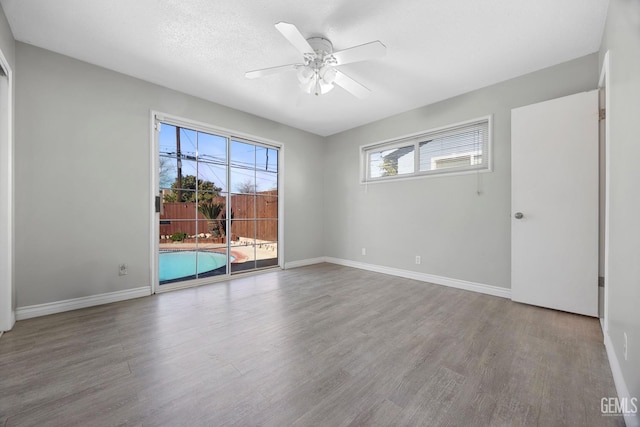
362;116;491;182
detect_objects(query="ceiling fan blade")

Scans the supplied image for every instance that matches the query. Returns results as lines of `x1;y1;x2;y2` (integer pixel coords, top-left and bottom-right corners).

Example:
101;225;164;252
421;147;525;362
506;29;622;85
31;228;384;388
334;70;371;99
332;41;386;65
275;22;314;55
245;64;298;79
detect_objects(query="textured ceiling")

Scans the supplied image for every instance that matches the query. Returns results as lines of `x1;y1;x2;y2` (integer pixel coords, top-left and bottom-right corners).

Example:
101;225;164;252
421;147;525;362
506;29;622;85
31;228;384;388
1;0;609;136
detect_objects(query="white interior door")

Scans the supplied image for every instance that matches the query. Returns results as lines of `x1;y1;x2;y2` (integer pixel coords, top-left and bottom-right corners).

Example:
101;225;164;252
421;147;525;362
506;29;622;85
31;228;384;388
511;90;598;316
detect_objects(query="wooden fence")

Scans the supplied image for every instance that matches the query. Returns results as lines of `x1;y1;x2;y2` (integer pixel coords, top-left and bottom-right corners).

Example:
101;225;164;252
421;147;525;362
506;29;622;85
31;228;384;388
159;191;278;242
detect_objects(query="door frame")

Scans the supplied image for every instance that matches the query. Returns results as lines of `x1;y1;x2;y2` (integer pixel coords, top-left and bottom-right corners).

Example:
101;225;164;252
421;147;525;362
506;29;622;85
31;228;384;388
149;111;284;294
598;51;611;334
0;48;14;332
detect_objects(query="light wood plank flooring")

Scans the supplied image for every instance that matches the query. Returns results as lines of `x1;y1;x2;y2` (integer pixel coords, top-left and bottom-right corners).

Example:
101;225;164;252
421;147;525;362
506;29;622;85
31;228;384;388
0;263;622;426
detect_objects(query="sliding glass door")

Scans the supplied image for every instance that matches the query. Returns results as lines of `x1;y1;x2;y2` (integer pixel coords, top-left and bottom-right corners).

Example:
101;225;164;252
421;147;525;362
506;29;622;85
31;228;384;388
229;139;279;273
157;120;279;287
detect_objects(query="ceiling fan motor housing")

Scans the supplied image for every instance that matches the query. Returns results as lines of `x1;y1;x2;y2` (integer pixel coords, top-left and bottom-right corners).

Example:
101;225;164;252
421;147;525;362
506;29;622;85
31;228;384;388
307;37;333;56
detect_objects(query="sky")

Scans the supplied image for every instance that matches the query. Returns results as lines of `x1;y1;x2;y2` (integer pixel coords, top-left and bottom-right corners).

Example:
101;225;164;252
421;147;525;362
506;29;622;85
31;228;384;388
158;123;278;194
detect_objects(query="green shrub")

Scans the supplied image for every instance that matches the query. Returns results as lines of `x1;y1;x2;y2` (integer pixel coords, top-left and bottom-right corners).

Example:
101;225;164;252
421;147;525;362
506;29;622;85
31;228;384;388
170;231;188;242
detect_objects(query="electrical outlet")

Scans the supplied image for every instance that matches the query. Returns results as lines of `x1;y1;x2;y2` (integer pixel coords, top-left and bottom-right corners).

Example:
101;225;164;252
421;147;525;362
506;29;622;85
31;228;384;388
119;264;128;276
362;248;366;256
624;332;628;361
415;256;421;265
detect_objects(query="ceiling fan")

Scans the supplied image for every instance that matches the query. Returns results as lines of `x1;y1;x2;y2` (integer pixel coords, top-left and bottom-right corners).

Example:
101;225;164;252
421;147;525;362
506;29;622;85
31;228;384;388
245;22;386;98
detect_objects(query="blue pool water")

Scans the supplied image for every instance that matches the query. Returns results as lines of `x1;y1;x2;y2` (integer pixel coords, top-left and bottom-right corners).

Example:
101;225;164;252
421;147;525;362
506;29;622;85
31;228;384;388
159;251;229;282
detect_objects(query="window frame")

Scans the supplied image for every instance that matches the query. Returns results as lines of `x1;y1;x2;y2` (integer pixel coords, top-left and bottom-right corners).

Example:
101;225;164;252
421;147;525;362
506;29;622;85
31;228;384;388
360;115;493;183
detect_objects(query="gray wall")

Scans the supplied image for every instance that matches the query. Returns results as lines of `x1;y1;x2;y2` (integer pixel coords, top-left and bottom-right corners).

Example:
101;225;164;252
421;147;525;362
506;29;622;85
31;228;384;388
324;54;598;289
14;43;324;307
0;5;14;67
599;0;640;407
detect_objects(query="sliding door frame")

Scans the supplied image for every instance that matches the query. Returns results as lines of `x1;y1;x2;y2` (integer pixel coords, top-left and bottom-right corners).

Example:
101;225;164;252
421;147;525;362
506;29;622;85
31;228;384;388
149;111;284;294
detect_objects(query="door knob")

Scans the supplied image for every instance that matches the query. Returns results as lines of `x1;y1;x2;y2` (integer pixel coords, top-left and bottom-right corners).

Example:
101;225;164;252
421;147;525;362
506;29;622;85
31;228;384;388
514;212;524;219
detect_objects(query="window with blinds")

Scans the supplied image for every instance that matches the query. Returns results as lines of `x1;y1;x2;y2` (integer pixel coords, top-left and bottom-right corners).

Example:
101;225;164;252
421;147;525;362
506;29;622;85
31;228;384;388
362;116;491;182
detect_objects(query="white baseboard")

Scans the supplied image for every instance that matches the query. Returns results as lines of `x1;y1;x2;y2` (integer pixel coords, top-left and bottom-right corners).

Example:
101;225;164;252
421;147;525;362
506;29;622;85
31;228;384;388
324;257;511;299
284;257;326;269
604;331;640;427
16;286;152;320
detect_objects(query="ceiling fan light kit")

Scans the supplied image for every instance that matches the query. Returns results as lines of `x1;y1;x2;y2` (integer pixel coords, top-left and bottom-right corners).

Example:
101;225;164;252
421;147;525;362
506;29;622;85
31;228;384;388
296;37;337;96
246;22;386;99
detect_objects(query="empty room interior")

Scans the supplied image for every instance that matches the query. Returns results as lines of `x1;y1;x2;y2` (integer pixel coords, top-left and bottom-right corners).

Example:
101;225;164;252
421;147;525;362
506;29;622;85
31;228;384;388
1;0;639;425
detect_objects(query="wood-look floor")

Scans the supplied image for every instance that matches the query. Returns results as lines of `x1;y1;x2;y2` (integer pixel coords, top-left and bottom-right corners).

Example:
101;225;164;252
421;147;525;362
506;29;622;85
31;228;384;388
0;263;622;426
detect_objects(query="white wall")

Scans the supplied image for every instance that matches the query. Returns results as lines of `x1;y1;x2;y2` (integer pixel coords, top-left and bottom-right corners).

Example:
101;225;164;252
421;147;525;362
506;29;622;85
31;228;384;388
0;4;15;331
324;54;598;289
599;0;640;418
14;43;324;308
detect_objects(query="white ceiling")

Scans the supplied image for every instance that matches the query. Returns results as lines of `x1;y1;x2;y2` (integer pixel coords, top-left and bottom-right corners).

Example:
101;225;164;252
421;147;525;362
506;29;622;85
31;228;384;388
1;0;609;136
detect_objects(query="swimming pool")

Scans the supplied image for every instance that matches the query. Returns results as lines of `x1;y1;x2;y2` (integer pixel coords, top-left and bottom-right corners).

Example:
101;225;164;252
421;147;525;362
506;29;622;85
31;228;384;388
159;251;230;283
